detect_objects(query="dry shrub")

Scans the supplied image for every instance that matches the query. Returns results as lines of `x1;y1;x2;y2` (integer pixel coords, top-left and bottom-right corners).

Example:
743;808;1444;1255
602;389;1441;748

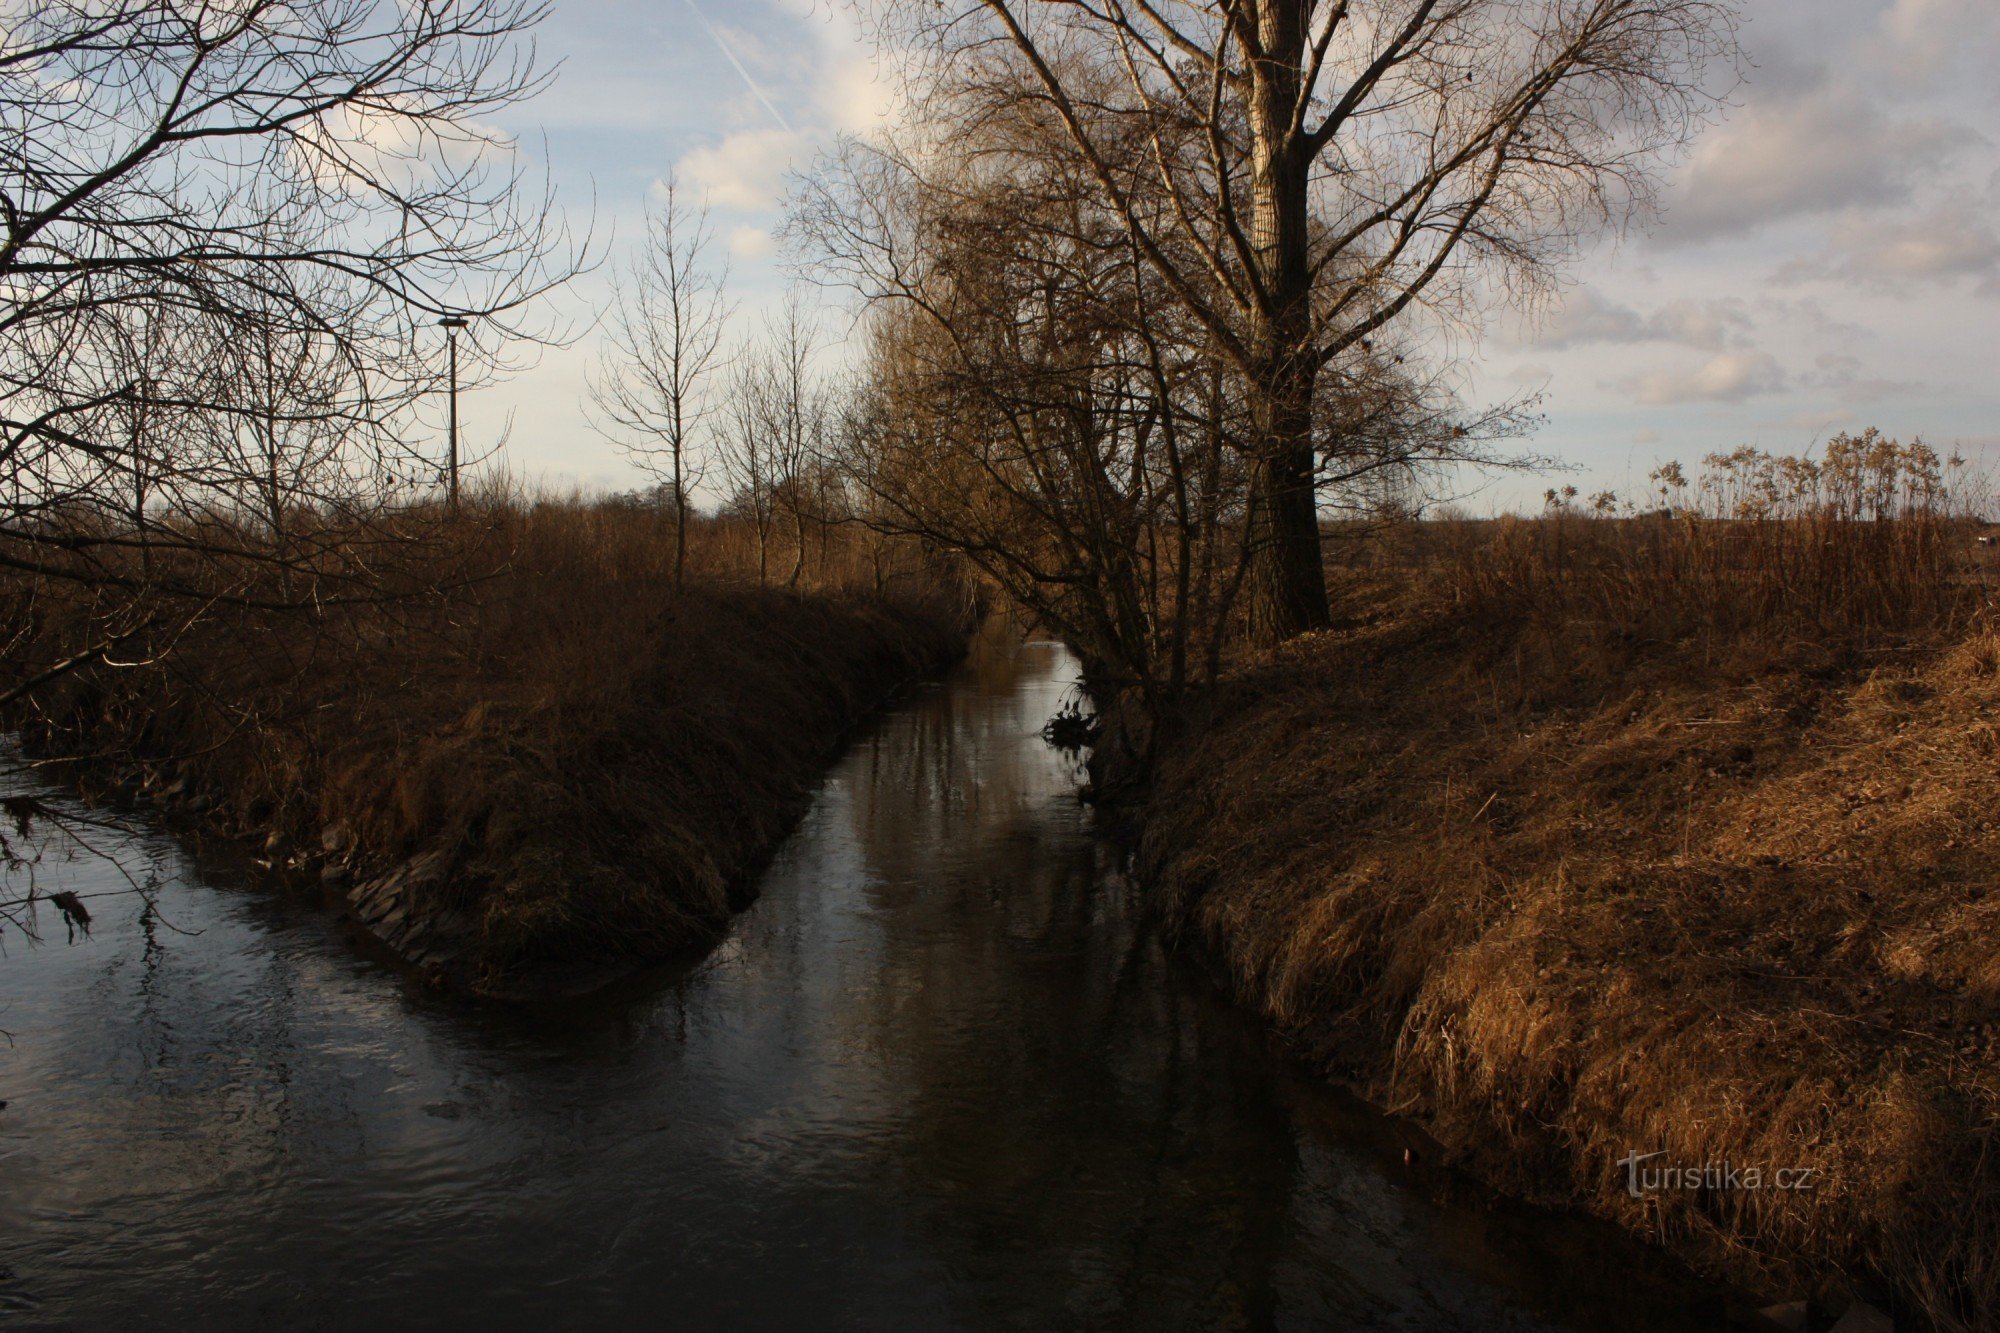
1141;434;2000;1328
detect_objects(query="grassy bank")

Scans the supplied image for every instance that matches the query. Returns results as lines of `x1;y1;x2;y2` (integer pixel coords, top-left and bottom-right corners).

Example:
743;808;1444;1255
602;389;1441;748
9;493;971;996
1136;459;2000;1328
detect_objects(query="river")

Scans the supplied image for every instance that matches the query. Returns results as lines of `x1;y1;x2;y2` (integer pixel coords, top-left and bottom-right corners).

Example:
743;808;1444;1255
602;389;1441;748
0;632;1728;1329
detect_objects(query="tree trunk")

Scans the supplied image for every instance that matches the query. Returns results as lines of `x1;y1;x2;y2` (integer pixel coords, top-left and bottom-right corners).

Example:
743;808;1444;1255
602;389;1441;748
671;443;687;589
1243;385;1326;643
1243;0;1329;645
788;504;806;587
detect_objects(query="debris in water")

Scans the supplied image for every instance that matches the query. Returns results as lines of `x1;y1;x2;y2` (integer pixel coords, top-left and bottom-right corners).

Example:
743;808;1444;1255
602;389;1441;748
1041;699;1100;753
47;890;92;941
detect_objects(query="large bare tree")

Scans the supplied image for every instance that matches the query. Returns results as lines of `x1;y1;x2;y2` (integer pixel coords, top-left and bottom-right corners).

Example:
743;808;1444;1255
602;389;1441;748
860;0;1736;641
801;104;1529;727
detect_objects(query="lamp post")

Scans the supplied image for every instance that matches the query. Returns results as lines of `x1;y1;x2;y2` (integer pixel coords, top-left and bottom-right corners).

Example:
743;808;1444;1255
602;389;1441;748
438;314;469;506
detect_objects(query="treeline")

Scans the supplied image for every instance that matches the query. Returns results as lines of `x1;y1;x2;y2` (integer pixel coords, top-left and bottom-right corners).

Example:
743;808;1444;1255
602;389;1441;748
1;0;1747;755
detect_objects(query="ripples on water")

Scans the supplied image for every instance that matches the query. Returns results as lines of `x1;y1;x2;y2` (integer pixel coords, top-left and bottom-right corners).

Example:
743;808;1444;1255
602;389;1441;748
0;634;1730;1329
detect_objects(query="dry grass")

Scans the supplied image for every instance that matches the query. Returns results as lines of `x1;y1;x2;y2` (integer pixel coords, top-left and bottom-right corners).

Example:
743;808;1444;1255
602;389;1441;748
8;485;972;994
1139;440;2000;1329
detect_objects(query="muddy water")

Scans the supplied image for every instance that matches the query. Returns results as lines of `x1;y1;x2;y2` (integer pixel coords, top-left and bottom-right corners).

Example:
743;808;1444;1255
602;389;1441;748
0;633;1728;1329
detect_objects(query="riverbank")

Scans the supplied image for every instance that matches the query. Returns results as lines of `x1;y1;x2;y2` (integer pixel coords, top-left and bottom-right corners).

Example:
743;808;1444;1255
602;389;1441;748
3;631;1742;1331
10;497;971;998
1133;519;2000;1331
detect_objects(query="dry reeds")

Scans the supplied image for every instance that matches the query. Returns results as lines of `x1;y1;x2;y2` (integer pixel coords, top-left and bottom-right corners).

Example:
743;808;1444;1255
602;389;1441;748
1141;432;2000;1329
7;483;972;993
1417;430;1988;648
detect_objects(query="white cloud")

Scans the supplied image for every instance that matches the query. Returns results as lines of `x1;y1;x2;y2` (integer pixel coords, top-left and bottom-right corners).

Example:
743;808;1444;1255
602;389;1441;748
1517;289;1644;348
1801;353;1924;406
729;224;775;258
680;127;811;212
1825;203;2000;290
671;3;905;221
804;2;906;136
1870;0;2000;85
1616;351;1787;406
1776;197;2000;293
1648;299;1754;352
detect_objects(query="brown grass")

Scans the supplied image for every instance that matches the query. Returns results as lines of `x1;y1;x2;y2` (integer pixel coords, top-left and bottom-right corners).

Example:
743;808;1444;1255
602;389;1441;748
8;486;972;994
1138;441;2000;1329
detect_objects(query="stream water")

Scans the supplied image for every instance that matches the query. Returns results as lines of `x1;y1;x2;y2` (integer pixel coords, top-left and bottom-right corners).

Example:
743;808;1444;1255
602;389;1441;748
0;632;1732;1329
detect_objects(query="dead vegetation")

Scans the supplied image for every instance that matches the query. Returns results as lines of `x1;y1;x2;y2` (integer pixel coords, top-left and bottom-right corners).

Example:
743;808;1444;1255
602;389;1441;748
6;485;971;994
1137;437;2000;1329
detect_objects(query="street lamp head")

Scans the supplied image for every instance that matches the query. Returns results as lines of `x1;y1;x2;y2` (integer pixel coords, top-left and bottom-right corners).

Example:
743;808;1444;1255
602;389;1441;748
437;315;469;329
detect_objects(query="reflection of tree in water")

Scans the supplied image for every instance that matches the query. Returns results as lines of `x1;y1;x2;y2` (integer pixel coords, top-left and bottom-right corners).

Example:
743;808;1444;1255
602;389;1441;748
0;756;166;949
827;639;1300;1327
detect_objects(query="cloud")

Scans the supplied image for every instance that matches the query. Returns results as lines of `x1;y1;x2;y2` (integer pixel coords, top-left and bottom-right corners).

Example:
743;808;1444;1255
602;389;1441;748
1660;86;1979;243
1870;0;2000;85
1520;289;1644;348
670;2;905;221
729;225;775;258
680;128;811;212
1826;205;2000;291
1511;290;1752;352
1802;353;1925;405
688;11;795;133
1647;299;1755;352
1777;197;2000;293
1616;351;1787;406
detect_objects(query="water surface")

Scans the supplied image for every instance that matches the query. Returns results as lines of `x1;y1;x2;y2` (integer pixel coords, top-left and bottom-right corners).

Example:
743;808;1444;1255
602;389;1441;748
0;634;1728;1328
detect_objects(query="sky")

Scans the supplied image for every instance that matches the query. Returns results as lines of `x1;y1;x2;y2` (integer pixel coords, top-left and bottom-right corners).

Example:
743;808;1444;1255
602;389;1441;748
462;0;2000;513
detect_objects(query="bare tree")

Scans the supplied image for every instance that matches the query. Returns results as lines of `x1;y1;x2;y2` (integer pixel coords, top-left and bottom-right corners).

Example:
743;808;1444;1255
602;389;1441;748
1;0;582;603
764;292;822;589
714;290;823;588
855;0;1736;642
799;77;1531;727
588;178;733;587
715;360;779;584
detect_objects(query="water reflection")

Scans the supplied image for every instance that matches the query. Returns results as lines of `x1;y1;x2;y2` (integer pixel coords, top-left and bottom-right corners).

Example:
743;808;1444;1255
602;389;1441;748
0;632;1727;1329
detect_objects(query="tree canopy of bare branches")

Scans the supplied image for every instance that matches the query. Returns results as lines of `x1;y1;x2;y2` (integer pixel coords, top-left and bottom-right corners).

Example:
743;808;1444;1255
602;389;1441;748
848;0;1737;642
714;289;826;587
800;102;1531;724
1;0;583;596
0;0;586;934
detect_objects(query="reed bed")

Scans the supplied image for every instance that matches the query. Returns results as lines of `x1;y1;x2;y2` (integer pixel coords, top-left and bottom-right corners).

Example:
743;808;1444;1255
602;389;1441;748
1140;433;2000;1329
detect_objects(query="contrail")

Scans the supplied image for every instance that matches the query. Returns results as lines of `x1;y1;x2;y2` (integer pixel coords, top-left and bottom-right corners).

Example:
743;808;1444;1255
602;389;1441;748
680;0;794;134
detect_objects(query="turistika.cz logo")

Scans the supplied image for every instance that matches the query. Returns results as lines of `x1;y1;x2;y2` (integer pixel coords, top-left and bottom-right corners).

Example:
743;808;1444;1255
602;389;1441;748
1617;1150;1818;1198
